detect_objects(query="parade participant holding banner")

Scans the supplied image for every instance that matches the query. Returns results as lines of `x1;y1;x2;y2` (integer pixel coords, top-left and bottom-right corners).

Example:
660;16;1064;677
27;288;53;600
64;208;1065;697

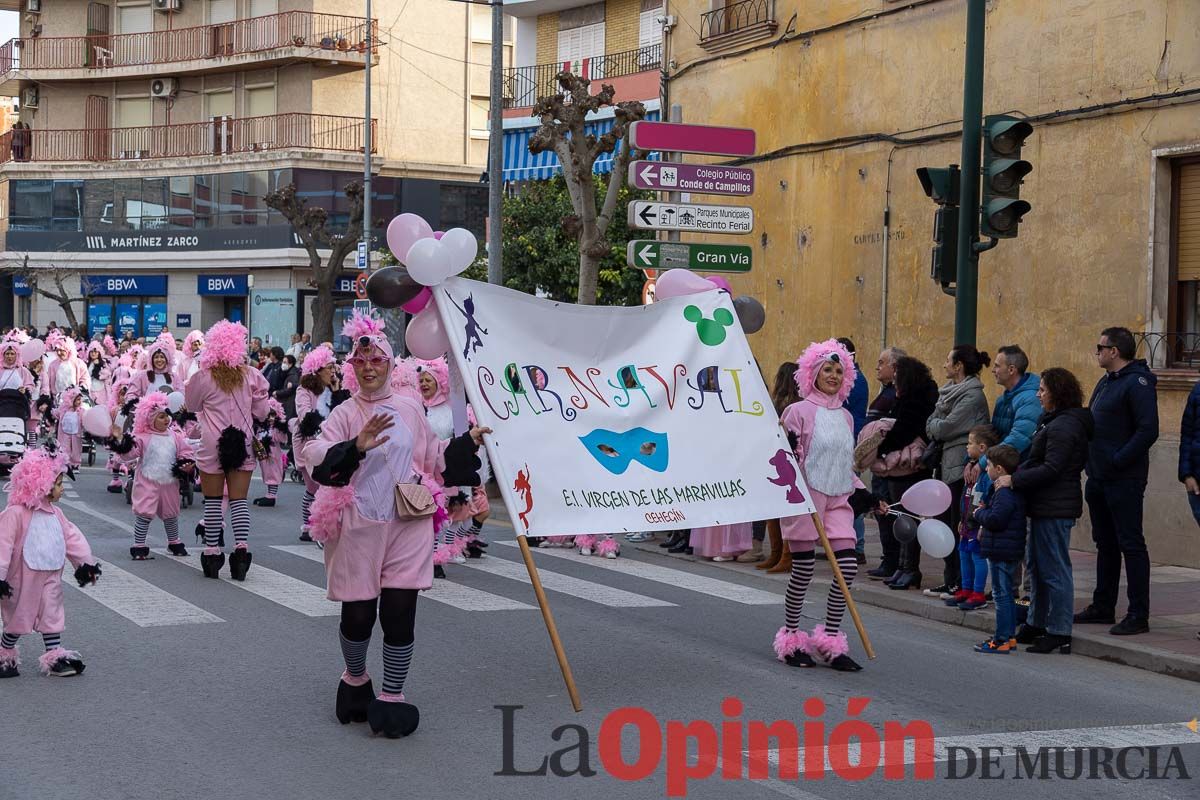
291;347;347;542
184;320;270;581
773;339;865;672
302;311;488;737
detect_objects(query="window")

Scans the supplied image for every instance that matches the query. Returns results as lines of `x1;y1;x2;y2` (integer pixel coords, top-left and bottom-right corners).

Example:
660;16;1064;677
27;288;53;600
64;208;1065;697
10;180;51;230
558;2;605;76
83;179;114;230
112;176;144;230
116;2;153;34
194;174;215;228
469;99;489;138
248;0;277;17
140;177;168;229
1173;159;1200;346
243;170;268;226
115;96;152;128
206;90;234;118
51;180;83;231
208;0;235;24
639;0;663;50
168;175;194;227
440;183;487;240
246;85;275;117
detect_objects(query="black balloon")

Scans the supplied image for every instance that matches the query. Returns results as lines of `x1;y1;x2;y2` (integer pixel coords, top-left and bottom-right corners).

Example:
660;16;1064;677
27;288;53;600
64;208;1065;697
365;266;424;309
894;515;918;543
733;295;765;334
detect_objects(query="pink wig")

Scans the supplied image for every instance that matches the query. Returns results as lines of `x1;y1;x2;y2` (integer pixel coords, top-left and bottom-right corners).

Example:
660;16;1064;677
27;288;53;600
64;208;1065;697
102;335;118;357
3;328;30;344
794;338;857;406
390;357;422;402
133;391;170;435
308;485;356;543
61;387;83;410
301;346;335;377
45;329;67;353
5;448;67;509
265;397;284;419
415;358;449;407
86;341;105;360
198;320;248;370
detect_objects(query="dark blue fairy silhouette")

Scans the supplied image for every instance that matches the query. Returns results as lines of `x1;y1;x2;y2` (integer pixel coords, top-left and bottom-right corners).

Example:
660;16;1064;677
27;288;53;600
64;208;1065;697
447;291;488;360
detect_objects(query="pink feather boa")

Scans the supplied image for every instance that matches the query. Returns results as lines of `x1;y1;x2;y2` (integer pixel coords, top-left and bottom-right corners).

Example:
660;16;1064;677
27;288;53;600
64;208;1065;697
794;338;857;406
307;485;356;543
341;308;385;341
772;627;810;661
198;320;248;370
807;624;849;661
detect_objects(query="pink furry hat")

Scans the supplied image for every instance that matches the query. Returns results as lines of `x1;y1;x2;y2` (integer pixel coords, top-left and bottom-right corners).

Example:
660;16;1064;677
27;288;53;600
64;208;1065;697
0;340;19;359
264;397;285;419
794;338;857;407
86;341;105;359
391;357;422;402
3;328;29;344
127;344;146;370
415;358;449;407
102;335;118;357
145;332;176;370
133;391;170;435
301;346;335;377
342;309;392;361
109;377;134;412
45;329;67;353
61;387;83;410
198;320;248;370
5;448;67;509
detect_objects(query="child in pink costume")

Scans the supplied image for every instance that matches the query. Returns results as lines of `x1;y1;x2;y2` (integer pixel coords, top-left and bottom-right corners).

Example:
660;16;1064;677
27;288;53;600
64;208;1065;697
183;320;270;582
772;339;865;672
0;448;102;678
40;332;86;401
303;311;488;738
84;341;110;407
291;346;345;541
108;391;197;560
253;398;289;507
54;388;85;469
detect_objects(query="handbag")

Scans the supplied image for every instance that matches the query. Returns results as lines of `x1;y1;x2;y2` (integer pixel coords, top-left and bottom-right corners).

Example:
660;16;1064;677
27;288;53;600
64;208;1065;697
920;438;944;474
394;481;436;520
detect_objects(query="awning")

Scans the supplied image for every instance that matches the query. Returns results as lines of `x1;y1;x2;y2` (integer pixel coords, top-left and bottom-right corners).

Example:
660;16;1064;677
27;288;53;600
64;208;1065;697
502;105;661;183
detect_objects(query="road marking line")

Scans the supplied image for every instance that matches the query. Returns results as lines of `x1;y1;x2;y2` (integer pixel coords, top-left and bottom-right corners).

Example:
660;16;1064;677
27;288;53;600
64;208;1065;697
152;549;337;617
272;545;536;612
64;561;223;627
495;540;780;605
464;554;676;608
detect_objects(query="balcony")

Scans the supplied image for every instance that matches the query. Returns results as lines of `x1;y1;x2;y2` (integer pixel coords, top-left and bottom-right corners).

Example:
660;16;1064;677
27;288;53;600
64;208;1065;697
0;11;376;90
699;0;776;51
502;44;661;114
0;113;376;165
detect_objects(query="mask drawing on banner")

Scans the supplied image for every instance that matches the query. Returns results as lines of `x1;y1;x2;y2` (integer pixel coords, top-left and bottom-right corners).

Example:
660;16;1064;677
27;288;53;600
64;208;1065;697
578;428;670;475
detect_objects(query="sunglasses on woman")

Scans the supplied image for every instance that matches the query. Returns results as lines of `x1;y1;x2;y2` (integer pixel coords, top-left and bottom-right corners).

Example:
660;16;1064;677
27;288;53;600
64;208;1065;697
348;355;390;368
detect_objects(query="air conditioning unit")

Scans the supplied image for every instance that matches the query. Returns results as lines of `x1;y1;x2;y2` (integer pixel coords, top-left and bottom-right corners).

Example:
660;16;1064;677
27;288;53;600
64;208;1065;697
151;77;178;98
153;0;182;12
26;0;41;13
21;86;38;108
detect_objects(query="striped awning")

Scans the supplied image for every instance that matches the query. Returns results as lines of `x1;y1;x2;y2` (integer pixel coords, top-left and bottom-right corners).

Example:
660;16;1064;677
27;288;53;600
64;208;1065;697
502;105;661;183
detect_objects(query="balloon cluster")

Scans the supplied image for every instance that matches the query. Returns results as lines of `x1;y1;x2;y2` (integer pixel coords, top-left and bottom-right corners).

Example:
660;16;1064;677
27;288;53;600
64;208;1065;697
888;479;956;558
365;213;480;359
653;269;765;334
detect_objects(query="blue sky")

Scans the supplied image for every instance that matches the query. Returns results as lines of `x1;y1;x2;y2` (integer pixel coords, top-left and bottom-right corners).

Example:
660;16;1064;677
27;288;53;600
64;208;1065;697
1;12;15;43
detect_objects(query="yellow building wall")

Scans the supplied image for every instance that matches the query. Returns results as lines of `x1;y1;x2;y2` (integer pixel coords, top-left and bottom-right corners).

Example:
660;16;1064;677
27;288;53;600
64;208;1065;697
605;0;641;53
535;13;558;66
665;0;1200;566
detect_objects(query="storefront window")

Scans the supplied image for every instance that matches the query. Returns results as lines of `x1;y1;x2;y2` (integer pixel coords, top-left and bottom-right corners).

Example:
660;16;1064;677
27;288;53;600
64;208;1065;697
141;177;169;230
440;183;488;239
51;180;83;231
10;180;51;231
195;174;214;228
83;179;113;230
243;170;268;226
112;177;144;230
169;176;194;228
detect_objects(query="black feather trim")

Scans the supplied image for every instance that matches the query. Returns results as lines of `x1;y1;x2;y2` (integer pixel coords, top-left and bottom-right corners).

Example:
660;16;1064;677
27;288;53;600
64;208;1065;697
90;361;103;380
787;430;799;454
441;433;482;488
273;419;290;433
258;433;273;455
174;409;197;424
298;411;324;439
216;426;248;473
36;393;54;414
329;389;352;409
108;433;135;455
121;398;139;417
171;458;195;480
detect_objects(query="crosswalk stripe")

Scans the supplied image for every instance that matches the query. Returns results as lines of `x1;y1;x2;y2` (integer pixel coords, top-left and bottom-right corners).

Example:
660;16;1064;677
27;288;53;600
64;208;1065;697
271;546;536;612
65;562;223;627
152;549;337;617
495;540;782;605
465;552;676;608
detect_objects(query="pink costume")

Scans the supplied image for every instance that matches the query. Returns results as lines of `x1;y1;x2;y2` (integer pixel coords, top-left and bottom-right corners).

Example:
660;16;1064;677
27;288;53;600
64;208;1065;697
417;358;490;523
41;354;86;400
292;386;326;495
256;400;289;487
691;523;754;559
115;403;196;521
130;334;178;400
84;343;110;407
184;366;270;474
54;388;85;468
175;330;204;388
0;449;99;676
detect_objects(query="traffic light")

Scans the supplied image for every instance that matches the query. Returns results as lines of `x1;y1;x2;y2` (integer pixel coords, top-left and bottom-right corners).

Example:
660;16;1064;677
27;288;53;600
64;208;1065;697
981;114;1033;238
917;164;960;295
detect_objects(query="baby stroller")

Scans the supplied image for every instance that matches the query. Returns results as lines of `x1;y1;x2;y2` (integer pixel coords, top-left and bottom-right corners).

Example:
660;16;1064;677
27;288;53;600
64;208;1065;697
78;389;97;467
0;388;29;476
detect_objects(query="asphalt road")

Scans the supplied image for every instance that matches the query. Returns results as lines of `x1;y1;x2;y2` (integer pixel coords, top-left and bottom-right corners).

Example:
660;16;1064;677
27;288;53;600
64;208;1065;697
3;466;1197;800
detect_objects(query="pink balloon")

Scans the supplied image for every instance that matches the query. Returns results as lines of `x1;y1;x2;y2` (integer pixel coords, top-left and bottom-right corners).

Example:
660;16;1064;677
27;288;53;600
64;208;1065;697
386;213;434;264
706;275;733;294
82;404;113;438
405;306;449;359
901;479;953;517
654;268;715;301
433;231;445;241
19;339;44;364
401;286;432;314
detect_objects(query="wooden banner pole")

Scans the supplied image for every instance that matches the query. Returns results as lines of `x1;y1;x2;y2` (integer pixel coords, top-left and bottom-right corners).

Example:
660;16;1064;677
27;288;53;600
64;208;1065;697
516;534;583;712
810;511;876;660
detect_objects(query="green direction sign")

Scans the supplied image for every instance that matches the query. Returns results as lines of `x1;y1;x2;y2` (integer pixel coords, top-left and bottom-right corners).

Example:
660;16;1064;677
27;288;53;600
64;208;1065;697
626;241;752;273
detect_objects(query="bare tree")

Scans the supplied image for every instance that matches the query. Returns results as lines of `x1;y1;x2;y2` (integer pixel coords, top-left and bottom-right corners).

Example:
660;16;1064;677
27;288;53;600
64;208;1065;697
0;256;95;332
264;181;366;344
529;72;646;305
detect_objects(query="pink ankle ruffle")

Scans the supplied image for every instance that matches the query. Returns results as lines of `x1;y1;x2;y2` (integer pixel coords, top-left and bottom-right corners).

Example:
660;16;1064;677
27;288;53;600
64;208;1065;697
772;627;809;661
808;624;849;660
341;670;371;687
376;692;406;703
595;538;620;556
0;646;18;667
37;647;81;675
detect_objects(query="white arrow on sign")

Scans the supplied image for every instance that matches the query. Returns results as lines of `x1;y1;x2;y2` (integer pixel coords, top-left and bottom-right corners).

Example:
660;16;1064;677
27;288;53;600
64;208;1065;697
639;164;657;183
637;244;654;266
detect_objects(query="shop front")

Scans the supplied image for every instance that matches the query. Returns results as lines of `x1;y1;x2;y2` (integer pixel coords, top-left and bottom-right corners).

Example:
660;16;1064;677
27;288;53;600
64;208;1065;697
298;274;362;351
83;274;169;340
197;274;249;330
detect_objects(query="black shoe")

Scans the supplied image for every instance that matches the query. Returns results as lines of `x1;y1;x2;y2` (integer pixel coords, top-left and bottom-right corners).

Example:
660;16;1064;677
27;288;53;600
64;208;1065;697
465;544;484;559
1110;616;1149;636
882;569;905;586
299;531;314;542
855;552;867;565
253;497;276;507
167;543;188;557
888;571;921;590
785;651;815;668
668;540;689;554
367;697;420;739
867;564;897;580
829;654;864;672
472;539;488;549
1026;634;1072;654
335;677;375;724
47;657;85;677
194;524;205;543
200;551;225;579
129;546;151;561
1014;624;1047;645
660;532;684;549
684;546;694;556
923;583;951;597
1073;605;1116;625
0;663;18;678
228;549;252;582
106;484;123;494
434;564;446;579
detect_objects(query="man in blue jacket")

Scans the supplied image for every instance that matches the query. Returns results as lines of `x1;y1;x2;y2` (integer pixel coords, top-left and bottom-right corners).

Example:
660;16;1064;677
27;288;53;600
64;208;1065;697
990;345;1041;458
1076;327;1158;636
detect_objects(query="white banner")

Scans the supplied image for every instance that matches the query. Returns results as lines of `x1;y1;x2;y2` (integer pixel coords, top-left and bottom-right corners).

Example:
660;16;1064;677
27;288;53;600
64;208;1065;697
435;278;814;537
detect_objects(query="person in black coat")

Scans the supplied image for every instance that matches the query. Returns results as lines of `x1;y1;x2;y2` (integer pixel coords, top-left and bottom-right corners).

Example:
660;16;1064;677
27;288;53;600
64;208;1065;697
865;347;905;580
1001;367;1093;654
973;445;1027;654
878;356;939;591
1078;327;1158;636
275;355;301;420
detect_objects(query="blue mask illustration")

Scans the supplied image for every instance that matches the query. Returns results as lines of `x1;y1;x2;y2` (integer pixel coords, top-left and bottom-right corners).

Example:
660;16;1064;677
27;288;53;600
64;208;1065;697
579;428;670;475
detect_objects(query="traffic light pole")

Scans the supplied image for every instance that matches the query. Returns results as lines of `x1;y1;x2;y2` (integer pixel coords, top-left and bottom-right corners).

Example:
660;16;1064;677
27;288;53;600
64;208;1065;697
953;0;986;347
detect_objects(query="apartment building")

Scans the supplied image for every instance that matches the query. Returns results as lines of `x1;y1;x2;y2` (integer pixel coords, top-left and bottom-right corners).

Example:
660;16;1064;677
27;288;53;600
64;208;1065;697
0;0;509;344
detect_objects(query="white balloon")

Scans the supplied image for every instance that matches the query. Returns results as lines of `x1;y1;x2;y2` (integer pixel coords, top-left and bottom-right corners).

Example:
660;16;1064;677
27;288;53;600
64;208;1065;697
405;237;450;287
166;391;185;413
440;228;479;275
916;518;956;559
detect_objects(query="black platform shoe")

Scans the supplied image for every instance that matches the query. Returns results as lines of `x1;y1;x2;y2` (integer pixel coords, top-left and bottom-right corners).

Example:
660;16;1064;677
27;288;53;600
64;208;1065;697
465;543;485;559
367;697;420;739
829;654;864;672
228;549;253;581
335;676;375;724
0;662;18;678
1014;624;1046;645
785;651;815;668
200;551;225;579
47;656;86;677
106;483;123;494
167;542;189;557
129;546;151;561
299;531;314;542
253;497;276;507
660;531;684;549
434;564;446;579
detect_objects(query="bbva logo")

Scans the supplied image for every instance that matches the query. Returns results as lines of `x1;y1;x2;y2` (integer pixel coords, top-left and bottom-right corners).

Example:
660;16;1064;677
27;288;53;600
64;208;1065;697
107;278;139;292
206;278;237;291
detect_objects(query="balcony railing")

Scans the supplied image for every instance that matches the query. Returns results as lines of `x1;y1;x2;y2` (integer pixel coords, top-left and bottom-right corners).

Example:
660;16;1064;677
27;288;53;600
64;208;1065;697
0;113;376;163
700;0;775;41
1137;332;1200;370
0;11;375;76
502;43;661;109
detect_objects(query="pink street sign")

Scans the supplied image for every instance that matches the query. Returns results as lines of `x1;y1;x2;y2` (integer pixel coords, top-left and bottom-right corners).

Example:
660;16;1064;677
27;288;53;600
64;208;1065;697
628;121;756;157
